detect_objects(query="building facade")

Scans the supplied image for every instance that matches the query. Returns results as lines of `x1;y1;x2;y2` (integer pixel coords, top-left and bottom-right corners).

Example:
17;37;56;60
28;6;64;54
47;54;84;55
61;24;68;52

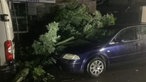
10;0;96;33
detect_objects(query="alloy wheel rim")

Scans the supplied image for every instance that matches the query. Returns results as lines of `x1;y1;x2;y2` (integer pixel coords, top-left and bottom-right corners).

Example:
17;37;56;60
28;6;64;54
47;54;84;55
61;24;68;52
89;60;104;76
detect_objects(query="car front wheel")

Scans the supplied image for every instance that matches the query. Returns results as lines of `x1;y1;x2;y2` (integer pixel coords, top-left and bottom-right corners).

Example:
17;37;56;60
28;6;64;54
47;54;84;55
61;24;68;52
87;58;106;77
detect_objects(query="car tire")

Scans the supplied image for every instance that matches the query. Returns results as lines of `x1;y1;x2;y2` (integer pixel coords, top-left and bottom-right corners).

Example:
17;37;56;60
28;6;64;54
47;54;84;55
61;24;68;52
87;57;106;77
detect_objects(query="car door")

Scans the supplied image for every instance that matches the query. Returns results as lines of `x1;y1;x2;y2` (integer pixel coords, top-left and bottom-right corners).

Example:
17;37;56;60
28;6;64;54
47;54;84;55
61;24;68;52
140;25;146;58
106;26;142;63
0;1;6;66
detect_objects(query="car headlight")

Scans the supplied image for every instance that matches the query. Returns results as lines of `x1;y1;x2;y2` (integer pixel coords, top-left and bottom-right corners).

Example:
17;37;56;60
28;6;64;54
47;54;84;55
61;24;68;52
62;54;80;60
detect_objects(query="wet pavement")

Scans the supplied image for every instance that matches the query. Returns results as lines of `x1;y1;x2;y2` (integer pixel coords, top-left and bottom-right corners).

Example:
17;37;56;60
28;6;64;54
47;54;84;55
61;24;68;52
55;61;146;82
0;71;15;82
0;61;146;82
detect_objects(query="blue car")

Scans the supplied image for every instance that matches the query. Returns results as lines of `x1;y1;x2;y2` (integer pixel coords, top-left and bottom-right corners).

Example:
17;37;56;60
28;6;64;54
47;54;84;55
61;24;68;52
59;25;146;77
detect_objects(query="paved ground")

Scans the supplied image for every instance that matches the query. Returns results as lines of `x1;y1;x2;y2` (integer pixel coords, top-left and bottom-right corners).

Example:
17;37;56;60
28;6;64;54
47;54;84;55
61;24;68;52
0;71;15;82
1;60;146;82
54;61;146;82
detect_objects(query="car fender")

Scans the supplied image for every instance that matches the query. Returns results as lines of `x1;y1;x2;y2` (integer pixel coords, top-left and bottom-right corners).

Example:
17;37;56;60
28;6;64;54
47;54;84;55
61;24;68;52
80;51;109;72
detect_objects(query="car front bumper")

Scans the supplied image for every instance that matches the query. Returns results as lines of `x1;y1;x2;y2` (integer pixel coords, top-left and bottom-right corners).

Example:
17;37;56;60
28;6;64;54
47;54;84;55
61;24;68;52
59;59;84;73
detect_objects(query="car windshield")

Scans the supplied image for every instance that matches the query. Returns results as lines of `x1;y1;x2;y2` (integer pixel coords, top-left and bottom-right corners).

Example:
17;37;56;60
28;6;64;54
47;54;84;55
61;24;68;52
88;28;121;44
66;27;121;46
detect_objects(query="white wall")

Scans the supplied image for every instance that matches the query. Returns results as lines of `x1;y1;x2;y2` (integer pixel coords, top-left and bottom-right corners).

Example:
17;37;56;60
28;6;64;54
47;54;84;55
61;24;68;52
141;6;146;24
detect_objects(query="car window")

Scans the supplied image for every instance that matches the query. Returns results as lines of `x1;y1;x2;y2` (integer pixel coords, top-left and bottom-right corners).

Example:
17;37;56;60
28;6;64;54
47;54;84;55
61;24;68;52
141;26;146;39
115;27;138;42
141;26;146;34
90;28;120;43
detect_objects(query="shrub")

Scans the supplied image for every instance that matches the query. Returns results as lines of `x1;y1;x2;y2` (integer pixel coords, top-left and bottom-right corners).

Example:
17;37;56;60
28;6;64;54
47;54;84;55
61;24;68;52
32;22;60;55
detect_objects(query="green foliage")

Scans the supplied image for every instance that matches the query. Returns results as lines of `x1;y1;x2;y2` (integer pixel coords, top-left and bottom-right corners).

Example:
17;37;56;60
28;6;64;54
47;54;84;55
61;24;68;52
55;0;115;40
83;11;115;39
13;65;54;82
32;22;60;55
13;68;29;82
14;46;55;82
32;66;54;82
55;1;92;39
32;0;116;56
102;13;116;27
14;53;55;82
33;66;45;80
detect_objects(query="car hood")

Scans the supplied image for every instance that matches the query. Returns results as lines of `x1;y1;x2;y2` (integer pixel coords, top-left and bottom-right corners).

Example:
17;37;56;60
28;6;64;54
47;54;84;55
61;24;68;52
62;39;105;54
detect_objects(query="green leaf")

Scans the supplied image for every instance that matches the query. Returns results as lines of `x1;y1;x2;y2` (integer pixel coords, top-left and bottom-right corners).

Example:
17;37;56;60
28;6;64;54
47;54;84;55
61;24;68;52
32;66;46;80
32;22;60;55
